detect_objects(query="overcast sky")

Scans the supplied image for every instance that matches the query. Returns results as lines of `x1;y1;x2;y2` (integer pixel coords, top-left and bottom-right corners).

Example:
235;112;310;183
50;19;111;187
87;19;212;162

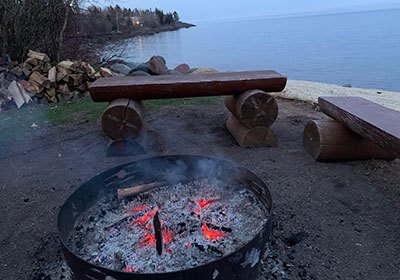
112;0;400;22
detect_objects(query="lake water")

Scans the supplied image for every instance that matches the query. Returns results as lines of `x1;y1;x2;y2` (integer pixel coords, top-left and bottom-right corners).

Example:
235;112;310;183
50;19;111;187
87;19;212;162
112;9;400;91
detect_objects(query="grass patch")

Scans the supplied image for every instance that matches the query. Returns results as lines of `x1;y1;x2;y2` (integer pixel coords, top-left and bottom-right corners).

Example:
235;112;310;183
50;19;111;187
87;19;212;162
146;96;221;109
45;99;107;126
0;96;221;143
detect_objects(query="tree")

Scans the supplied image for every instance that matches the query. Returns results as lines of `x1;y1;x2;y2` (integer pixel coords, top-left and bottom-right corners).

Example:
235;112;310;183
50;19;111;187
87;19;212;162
173;11;179;22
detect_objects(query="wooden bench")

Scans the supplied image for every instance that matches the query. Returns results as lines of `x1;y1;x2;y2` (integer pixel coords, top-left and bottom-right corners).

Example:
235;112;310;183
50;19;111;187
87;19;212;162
89;70;287;153
303;96;399;161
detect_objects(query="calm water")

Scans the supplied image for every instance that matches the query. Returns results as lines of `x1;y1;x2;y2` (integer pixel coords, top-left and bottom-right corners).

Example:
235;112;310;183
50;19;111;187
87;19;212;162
113;9;400;91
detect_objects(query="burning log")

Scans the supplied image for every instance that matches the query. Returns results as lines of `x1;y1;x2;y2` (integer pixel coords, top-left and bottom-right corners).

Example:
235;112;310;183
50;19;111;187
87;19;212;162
153;211;163;255
227;115;278;148
224;89;278;128
101;98;147;140
117;181;167;200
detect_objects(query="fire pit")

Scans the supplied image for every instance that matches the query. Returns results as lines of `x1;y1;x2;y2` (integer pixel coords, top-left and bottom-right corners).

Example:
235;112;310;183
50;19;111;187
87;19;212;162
58;155;273;280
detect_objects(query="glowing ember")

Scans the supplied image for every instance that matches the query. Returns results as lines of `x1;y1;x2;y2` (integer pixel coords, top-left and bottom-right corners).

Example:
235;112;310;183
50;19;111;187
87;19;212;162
202;222;226;239
124;265;136;272
138;233;155;247
128;205;149;213
195;198;219;209
127;208;158;227
162;225;174;244
186;242;191;249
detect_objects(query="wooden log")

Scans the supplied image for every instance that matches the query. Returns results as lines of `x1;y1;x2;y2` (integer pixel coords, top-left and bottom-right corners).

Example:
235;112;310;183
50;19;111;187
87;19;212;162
117;181;166;200
56;66;69;82
90;70;287;102
224;90;278;128
48;66;57;83
319;96;400;157
20;80;39;95
30;71;50;89
303;120;396;162
102;98;146;140
27;50;50;62
57;83;71;95
226;115;278;148
153;211;163;255
24;58;38;67
57;60;75;71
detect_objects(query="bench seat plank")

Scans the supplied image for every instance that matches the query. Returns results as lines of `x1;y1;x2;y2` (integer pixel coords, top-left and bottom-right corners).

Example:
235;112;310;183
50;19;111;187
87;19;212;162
89;70;287;102
319;96;400;157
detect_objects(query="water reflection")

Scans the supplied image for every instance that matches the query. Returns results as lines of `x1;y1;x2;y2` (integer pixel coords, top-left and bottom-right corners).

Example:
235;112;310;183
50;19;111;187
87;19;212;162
104;10;400;91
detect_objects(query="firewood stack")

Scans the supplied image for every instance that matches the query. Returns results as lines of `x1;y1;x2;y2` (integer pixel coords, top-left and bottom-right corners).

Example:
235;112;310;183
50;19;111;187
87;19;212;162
20;50;111;103
224;89;279;148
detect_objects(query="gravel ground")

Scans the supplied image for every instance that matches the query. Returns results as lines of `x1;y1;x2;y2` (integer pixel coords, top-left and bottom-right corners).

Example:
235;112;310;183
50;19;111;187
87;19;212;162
0;98;399;280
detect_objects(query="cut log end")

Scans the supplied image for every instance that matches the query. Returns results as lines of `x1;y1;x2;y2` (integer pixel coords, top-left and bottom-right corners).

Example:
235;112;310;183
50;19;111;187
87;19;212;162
303;120;397;162
225;89;278;128
102;99;146;140
227;115;278;148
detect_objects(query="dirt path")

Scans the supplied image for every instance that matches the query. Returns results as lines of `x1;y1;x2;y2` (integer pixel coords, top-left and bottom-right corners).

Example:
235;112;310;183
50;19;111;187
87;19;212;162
0;98;399;279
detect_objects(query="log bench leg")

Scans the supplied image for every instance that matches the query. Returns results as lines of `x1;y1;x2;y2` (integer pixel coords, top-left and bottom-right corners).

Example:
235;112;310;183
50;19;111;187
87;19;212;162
102;98;147;155
303;119;396;162
225;89;279;148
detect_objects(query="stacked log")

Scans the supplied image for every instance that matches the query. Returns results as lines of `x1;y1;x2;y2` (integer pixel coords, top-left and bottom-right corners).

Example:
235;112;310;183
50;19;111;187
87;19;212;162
20;50;112;103
102;98;148;154
303;120;396;162
225;89;279;148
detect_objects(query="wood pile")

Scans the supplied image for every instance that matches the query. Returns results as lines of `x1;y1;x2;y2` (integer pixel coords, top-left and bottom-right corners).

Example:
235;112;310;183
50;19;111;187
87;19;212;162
19;50;112;103
225;89;279;148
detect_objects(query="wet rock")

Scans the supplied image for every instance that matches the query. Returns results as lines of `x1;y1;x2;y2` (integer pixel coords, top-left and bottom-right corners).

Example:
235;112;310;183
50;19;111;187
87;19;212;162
129;63;151;74
128;70;151;77
149;55;168;75
109;63;131;75
174;63;190;74
163;69;182;75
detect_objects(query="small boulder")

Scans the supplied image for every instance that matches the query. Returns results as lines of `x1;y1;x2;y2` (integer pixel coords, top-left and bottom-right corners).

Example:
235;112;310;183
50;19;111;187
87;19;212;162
110;63;132;75
129;64;151;74
128;71;151;77
174;63;190;74
163;70;182;75
149;56;168;75
190;68;219;75
99;67;113;78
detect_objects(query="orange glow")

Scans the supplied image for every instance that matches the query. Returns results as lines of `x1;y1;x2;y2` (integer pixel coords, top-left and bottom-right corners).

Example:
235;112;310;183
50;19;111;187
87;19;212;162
127;209;158;227
162;225;175;244
138;233;156;247
202;222;226;239
186;242;191;249
128;205;148;213
195;198;219;209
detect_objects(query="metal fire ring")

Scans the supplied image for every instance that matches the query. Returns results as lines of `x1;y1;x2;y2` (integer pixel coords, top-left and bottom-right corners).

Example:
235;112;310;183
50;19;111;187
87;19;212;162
58;155;273;280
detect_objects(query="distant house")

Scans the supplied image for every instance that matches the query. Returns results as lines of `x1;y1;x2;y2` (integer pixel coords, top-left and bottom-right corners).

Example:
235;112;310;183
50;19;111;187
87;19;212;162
130;16;143;26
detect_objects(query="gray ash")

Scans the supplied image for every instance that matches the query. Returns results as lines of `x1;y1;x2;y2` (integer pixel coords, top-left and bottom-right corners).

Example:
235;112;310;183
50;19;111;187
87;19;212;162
68;178;268;273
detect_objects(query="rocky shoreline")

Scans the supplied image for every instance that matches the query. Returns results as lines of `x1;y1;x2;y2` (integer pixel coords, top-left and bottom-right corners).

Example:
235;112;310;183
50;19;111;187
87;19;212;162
83;22;195;46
